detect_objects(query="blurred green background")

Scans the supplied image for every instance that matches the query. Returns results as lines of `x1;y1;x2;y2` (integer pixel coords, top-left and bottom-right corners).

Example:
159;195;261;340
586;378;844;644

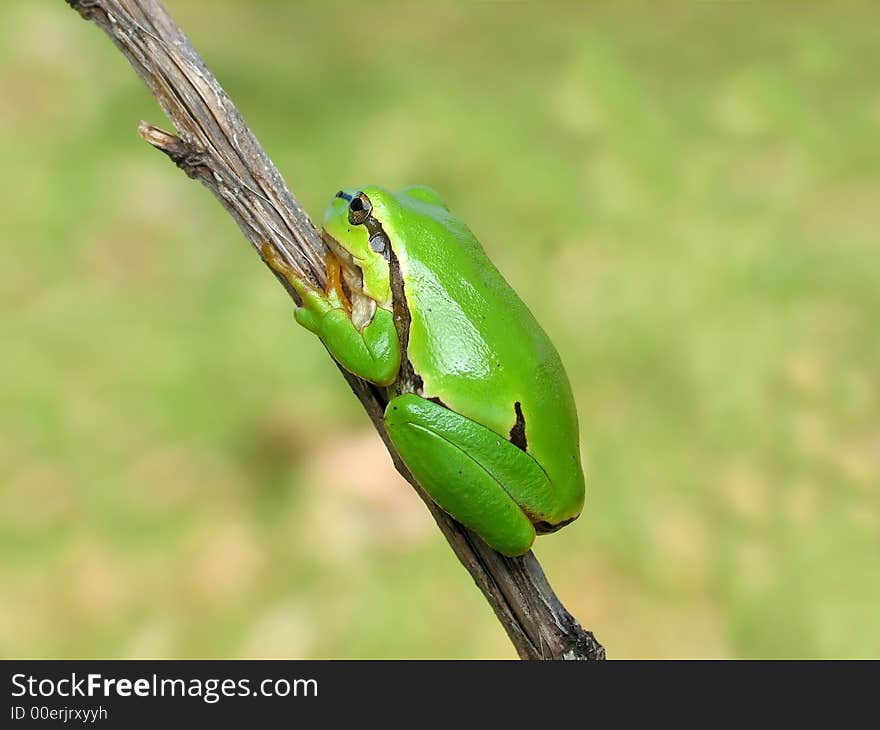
1;1;878;658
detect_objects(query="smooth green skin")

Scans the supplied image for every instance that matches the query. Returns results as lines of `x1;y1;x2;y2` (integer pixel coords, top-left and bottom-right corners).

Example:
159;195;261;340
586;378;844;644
273;185;585;556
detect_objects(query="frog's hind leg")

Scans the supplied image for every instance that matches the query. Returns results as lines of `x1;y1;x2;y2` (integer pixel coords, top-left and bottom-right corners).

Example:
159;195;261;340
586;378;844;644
385;393;553;556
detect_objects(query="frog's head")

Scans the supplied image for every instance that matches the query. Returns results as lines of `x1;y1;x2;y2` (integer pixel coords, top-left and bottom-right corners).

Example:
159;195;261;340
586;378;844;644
322;185;448;315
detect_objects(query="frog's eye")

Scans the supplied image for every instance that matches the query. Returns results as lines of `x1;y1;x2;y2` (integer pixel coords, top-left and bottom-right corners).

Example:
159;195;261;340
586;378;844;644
348;192;372;226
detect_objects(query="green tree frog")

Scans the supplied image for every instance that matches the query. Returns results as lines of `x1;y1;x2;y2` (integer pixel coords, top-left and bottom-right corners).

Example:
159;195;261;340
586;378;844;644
263;185;585;556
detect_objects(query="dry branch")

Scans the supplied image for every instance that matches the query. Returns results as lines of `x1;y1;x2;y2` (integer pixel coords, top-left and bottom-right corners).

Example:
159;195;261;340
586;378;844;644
64;0;605;660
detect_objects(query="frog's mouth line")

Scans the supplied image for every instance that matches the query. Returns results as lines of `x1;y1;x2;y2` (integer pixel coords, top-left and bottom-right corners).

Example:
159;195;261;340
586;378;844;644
321;229;377;331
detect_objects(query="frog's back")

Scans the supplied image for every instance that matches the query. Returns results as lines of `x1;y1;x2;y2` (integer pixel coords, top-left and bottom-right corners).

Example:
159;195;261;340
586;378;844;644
383;190;585;523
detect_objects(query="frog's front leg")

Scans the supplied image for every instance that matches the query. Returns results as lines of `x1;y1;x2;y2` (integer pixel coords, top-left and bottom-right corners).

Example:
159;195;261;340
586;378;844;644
385;394;557;556
262;244;401;386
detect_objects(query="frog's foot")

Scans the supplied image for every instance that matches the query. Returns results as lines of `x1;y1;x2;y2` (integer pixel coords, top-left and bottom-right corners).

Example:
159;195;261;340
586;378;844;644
385;394;557;557
260;242;350;312
261;242;399;385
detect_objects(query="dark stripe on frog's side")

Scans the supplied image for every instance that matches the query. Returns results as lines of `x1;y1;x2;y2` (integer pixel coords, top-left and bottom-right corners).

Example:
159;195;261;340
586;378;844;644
358;210;424;396
533;514;577;535
388;245;425;396
509;401;527;452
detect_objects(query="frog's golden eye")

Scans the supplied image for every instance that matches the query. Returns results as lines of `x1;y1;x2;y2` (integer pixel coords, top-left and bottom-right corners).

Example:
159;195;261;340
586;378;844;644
348;192;372;226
